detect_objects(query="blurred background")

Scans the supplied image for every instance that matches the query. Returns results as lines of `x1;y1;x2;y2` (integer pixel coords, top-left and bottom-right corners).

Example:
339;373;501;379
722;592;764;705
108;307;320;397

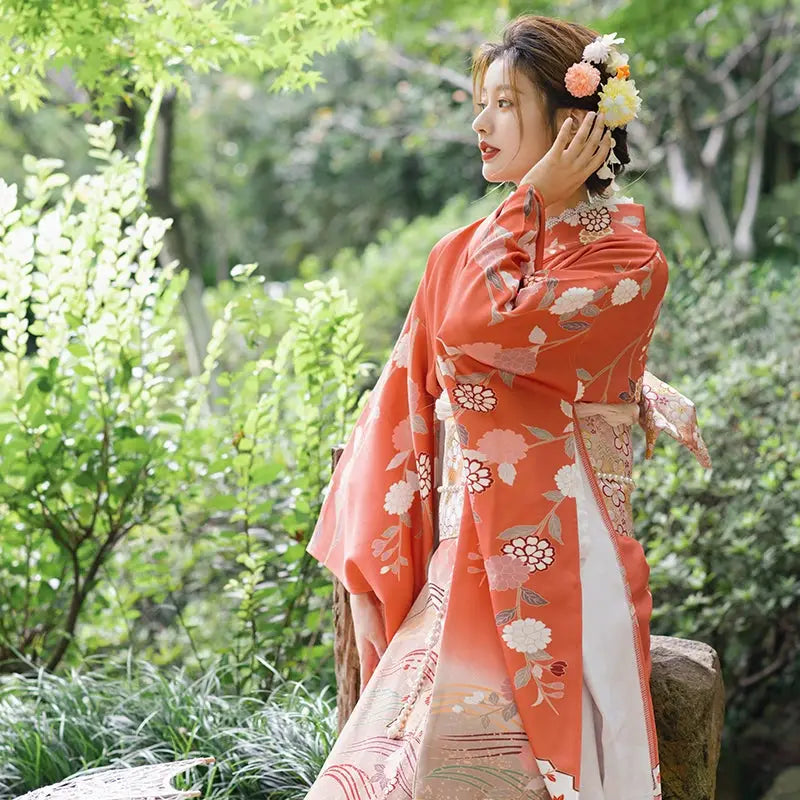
0;0;797;798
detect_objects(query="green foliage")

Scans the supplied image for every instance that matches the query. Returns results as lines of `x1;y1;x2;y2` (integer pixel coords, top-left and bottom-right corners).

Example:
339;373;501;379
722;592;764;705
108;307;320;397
0;119;190;672
169;40;490;283
637;249;799;737
0;0;373;114
0;657;337;799
0;114;372;688
297;187;502;361
180;269;371;691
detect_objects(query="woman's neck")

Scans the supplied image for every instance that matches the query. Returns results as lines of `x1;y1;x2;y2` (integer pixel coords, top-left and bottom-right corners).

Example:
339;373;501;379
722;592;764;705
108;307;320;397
543;186;591;220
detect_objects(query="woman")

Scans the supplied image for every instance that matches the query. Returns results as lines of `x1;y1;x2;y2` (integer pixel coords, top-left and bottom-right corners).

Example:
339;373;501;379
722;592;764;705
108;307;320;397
305;15;711;800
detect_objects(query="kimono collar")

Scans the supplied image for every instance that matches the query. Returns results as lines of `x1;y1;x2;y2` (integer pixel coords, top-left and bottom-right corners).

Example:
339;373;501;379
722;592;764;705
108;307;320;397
538;192;648;255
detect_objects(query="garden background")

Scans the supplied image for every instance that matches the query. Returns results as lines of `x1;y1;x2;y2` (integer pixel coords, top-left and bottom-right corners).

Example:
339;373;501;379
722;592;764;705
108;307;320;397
0;0;798;798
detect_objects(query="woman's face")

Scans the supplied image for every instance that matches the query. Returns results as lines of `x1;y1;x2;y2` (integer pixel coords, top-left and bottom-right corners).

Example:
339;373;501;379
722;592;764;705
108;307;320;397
472;56;562;187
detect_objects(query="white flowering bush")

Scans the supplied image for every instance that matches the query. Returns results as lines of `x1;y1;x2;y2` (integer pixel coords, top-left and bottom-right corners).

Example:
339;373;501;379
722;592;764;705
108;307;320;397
0;120;372;683
0;121;191;671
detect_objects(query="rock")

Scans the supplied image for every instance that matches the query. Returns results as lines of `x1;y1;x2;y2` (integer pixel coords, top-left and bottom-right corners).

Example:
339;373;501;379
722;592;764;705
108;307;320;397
760;767;800;799
650;635;725;800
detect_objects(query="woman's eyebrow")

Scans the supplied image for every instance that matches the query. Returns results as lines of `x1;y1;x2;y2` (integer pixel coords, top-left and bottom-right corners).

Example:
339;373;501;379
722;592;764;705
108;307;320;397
479;84;521;95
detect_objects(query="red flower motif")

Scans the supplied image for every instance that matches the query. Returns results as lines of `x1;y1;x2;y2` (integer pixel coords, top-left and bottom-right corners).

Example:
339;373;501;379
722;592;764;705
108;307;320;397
613;430;631;457
453;383;497;412
578;206;612;233
549;660;567;676
416;452;432;499
464;457;493;493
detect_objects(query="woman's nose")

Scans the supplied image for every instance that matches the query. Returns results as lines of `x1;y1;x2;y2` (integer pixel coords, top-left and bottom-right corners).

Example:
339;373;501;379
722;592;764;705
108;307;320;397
472;110;488;134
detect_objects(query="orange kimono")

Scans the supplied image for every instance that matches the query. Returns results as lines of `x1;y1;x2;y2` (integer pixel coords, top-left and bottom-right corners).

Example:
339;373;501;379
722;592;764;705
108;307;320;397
305;183;711;800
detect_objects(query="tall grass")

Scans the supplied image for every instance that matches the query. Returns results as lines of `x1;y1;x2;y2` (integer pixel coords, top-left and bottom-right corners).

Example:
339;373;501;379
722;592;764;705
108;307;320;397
0;656;337;799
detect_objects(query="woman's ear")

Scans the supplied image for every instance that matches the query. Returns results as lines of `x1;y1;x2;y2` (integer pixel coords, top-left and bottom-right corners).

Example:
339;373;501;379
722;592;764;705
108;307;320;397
555;108;589;135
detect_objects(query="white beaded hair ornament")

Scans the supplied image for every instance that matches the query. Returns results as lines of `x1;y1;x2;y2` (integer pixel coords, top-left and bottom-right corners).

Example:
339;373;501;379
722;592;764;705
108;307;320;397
563;32;641;185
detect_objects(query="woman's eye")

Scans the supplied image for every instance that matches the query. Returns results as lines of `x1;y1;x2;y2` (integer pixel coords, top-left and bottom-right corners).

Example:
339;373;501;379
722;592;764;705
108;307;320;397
477;99;512;110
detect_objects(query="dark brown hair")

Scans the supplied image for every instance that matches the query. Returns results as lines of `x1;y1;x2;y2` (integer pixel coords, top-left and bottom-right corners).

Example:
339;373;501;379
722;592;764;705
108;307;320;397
471;14;630;197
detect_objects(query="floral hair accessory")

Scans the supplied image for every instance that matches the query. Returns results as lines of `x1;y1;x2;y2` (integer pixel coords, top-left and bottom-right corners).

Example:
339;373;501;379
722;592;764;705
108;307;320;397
564;61;601;98
563;31;642;189
598;75;642;129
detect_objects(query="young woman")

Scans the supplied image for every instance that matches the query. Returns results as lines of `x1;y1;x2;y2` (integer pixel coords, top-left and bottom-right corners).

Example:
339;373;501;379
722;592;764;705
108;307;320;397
305;15;710;800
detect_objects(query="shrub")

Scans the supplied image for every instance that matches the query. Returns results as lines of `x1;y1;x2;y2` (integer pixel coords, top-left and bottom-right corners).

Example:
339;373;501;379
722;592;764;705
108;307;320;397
636;249;799;786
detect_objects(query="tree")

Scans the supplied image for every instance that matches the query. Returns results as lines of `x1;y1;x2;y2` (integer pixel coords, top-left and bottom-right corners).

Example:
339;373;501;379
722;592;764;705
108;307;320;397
0;0;372;113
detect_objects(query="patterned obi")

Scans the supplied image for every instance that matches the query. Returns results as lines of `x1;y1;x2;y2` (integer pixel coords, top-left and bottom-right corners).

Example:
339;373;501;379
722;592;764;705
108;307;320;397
432;370;714;547
433;392;639;543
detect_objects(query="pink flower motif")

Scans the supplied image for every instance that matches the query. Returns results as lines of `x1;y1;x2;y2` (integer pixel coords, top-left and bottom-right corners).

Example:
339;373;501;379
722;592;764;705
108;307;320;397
461;341;503;363
476;428;529;465
613;430;631;457
565;61;601;98
392;418;412;452
486;554;530;591
601;478;626;508
494;346;538;374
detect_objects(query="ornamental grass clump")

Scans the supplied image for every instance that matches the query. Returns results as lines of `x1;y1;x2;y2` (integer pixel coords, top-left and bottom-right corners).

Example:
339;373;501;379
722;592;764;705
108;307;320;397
0;657;338;800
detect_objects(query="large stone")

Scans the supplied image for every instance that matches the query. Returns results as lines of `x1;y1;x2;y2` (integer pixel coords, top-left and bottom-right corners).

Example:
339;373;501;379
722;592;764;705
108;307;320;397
650;635;725;800
760;767;800;799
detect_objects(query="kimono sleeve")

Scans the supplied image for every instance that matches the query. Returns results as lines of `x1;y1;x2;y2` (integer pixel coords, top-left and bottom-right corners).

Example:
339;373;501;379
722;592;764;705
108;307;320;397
306;272;439;644
436;181;670;401
639;370;712;468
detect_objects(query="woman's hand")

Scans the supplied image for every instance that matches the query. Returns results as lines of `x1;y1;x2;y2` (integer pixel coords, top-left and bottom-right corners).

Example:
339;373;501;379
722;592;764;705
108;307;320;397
519;111;614;207
350;590;387;693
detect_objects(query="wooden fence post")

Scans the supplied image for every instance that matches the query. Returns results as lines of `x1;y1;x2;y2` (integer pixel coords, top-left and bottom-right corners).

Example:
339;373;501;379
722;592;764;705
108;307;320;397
330;444;361;732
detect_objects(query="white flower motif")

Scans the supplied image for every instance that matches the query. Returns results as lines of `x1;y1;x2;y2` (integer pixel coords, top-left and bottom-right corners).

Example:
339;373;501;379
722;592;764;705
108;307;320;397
501;535;556;572
392;332;410;367
611;277;640;305
502;618;552;654
383;480;414;514
452;704;464;713
548;286;594;316
555;463;579;498
464;690;485;705
582;32;625;65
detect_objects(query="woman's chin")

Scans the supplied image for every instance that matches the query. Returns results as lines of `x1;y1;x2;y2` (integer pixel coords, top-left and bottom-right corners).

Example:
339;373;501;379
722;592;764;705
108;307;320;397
482;164;505;183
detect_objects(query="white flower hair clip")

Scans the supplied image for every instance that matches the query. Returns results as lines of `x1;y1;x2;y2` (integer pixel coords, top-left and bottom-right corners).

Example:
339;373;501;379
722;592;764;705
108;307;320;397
563;32;642;187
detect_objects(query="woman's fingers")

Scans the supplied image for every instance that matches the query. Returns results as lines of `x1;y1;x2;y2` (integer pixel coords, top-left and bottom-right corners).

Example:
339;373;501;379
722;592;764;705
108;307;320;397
565;111;598;156
575;115;608;164
359;641;378;692
553;116;576;152
584;135;615;179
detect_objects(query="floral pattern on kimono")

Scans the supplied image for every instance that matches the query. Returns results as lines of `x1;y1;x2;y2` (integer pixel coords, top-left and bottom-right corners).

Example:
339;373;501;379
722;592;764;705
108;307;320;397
307;182;712;800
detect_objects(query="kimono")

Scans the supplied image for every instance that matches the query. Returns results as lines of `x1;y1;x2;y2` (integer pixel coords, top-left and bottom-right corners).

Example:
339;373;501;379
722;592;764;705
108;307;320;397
305;183;711;800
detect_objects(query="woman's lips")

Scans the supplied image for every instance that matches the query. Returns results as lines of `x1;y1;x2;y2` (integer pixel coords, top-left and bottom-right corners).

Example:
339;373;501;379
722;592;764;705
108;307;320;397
481;146;500;161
